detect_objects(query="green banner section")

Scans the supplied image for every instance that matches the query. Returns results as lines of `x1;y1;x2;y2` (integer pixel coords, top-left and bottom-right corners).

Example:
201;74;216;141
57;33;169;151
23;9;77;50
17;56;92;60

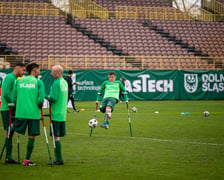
120;70;179;100
0;69;223;100
179;70;224;100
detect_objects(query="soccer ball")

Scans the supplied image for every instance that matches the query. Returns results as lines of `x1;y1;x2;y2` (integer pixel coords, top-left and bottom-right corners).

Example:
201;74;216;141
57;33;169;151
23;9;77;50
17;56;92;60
88;119;98;128
203;111;210;117
131;107;137;113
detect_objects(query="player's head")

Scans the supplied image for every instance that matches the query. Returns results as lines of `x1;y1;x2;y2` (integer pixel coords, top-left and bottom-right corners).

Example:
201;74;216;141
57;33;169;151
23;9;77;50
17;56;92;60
108;71;116;82
14;63;26;77
51;65;63;79
26;63;40;78
68;70;73;76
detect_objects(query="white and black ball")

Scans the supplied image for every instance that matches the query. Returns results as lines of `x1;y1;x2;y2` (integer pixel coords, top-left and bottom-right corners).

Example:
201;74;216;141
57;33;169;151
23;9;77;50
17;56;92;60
203;111;210;117
88;119;98;128
131;107;138;113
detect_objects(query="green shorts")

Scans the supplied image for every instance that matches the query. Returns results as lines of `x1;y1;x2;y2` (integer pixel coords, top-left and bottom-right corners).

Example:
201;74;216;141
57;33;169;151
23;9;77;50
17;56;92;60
100;97;118;113
51;121;66;137
1;111;15;131
12;119;40;136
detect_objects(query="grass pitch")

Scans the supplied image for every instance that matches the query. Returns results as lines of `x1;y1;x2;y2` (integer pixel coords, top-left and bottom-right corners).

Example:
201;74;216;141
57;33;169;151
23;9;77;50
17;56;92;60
0;100;224;180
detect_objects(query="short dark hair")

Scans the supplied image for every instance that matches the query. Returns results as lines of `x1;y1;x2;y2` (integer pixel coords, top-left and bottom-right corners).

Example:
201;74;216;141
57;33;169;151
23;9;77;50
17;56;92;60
26;63;39;75
15;63;25;67
109;71;116;76
68;70;73;75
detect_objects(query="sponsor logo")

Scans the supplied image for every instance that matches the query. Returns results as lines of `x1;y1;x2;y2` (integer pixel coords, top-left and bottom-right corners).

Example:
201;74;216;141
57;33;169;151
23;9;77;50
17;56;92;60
125;74;173;93
184;74;198;93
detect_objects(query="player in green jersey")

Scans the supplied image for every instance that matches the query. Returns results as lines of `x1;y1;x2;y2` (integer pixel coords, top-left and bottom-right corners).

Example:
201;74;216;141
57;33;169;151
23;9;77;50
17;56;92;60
0;63;26;164
96;71;129;129
48;65;68;165
12;63;45;166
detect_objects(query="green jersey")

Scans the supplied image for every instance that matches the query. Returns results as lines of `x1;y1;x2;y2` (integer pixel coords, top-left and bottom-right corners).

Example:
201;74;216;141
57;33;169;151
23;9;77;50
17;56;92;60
13;75;45;120
97;80;128;101
49;77;68;122
1;72;17;111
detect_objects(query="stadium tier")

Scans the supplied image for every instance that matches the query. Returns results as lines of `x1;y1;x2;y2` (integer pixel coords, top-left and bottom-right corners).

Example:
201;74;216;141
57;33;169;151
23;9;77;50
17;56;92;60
0;15;112;58
76;18;194;57
150;20;224;57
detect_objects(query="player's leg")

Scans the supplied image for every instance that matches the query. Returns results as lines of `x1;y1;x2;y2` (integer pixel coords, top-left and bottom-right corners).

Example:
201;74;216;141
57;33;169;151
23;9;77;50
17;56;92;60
52;121;65;165
54;137;64;165
23;120;40;166
100;98;117;129
99;98;107;128
100;107;112;129
1;111;17;163
70;95;79;112
105;106;112;123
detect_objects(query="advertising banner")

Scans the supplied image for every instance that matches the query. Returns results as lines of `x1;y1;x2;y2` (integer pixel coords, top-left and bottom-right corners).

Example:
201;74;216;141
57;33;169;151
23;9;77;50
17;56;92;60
0;69;223;100
179;70;224;100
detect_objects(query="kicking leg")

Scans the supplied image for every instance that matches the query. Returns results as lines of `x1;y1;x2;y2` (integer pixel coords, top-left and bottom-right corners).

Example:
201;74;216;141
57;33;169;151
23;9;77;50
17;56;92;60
100;106;111;129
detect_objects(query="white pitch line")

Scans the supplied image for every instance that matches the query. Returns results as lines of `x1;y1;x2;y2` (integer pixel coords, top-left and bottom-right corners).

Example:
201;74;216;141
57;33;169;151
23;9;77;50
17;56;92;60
68;132;224;147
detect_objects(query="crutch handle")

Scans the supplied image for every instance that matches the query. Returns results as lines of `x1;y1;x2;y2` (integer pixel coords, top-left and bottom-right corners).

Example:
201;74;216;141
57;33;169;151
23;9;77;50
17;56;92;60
40;109;44;120
49;104;53;123
126;103;129;110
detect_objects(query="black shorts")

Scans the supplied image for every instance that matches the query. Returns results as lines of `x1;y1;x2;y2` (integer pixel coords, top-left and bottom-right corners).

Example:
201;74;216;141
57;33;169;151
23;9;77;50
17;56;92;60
12;119;40;136
51;121;66;137
1;111;15;131
100;97;118;113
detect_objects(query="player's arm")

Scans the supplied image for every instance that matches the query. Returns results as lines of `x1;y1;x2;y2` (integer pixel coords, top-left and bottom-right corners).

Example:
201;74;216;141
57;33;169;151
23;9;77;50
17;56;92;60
37;80;45;108
73;82;80;85
2;76;14;103
119;81;128;102
96;81;106;102
48;81;59;102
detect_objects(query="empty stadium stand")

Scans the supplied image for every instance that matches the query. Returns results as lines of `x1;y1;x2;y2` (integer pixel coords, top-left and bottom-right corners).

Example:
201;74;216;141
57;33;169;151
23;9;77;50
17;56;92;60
145;20;224;57
0;15;112;60
0;0;223;70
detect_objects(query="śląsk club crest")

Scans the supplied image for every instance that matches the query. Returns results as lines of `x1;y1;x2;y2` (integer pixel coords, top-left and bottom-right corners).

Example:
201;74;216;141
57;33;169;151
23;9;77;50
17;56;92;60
184;74;198;93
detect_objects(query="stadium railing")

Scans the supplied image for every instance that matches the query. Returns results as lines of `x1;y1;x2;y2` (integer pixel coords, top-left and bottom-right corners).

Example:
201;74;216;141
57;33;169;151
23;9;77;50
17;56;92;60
201;0;224;14
69;5;224;22
0;55;223;70
0;2;222;21
71;0;109;19
46;55;224;70
0;2;64;16
0;55;24;69
114;6;224;22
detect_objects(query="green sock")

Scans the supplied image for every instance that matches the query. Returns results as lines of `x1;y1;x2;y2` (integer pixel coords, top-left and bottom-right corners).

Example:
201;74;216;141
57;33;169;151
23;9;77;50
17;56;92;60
105;114;110;125
26;138;35;160
55;141;63;162
5;137;13;160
